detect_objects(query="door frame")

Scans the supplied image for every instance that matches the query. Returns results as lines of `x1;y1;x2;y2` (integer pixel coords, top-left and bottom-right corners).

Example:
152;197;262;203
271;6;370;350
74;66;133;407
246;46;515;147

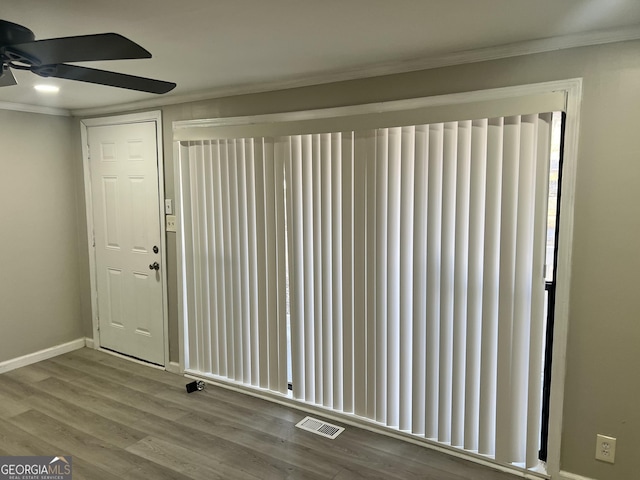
80;110;169;367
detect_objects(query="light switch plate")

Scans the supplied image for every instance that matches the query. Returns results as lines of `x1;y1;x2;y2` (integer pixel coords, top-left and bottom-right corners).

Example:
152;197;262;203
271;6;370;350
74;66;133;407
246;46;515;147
165;199;173;215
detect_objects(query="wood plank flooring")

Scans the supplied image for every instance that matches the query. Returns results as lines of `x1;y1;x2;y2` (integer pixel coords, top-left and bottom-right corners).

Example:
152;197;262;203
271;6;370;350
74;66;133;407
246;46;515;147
0;348;522;480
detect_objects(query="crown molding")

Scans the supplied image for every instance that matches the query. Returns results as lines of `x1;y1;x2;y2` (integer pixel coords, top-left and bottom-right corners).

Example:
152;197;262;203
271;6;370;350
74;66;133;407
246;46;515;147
70;23;640;118
0;100;70;117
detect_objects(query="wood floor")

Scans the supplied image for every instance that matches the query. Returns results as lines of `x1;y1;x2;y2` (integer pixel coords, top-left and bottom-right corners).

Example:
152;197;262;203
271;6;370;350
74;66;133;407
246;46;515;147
0;348;521;480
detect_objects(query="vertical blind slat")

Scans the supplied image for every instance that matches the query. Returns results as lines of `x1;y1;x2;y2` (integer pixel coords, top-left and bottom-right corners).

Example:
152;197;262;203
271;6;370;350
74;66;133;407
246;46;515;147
510;116;537;463
479;118;503;456
426;124;443;439
273;138;289;395
190;145;203;372
236;140;251;383
386;127;402;428
365;129;377;420
195;145;208;372
375;128;389;424
217;142;235;378
302;135;322;403
411;125;429;436
262;138;278;391
452;121;472;447
342;133;354;414
332;133;344;411
228;140;244;382
495;116;520;462
180;144;196;370
312;135;325;405
211;141;228;377
439;122;457;443
204;143;216;375
286;136;305;399
399;126;415;432
353;131;368;417
464;120;487;451
188;146;201;371
321;134;334;408
246;140;262;387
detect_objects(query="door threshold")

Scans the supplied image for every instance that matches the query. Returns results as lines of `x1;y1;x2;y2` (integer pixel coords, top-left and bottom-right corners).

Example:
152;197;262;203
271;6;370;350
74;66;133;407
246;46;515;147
98;347;165;370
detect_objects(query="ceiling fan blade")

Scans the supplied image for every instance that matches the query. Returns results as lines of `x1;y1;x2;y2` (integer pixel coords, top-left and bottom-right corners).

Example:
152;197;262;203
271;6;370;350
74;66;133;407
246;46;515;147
5;33;151;65
0;66;17;87
32;64;176;94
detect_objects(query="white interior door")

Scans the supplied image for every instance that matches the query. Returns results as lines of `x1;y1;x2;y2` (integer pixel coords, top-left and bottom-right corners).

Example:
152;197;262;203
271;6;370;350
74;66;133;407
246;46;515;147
88;121;165;365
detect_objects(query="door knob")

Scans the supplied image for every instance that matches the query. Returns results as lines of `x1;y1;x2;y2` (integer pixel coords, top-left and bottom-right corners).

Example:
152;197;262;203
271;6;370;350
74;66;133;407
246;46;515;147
149;262;160;271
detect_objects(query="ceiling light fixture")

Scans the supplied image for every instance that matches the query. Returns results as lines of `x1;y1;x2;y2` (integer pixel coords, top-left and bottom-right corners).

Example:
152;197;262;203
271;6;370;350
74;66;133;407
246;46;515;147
34;84;59;93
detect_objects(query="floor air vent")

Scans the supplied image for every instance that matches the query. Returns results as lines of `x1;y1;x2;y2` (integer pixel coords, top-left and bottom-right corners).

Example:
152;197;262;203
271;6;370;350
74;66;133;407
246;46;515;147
295;416;345;439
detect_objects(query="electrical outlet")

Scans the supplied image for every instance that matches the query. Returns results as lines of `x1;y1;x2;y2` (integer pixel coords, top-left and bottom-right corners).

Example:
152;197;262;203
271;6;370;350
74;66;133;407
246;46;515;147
166;215;177;232
595;434;616;463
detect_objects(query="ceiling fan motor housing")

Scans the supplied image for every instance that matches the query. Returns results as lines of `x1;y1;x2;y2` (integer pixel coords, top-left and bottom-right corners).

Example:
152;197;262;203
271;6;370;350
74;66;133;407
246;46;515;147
1;20;38;71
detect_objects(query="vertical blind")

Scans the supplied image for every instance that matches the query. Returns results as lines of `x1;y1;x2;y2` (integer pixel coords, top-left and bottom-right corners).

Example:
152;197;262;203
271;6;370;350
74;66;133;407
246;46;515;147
178;138;290;394
177;112;553;469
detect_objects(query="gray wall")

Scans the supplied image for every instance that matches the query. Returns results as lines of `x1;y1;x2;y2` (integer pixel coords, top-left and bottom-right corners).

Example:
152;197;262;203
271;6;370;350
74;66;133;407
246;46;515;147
76;39;640;479
0;110;83;362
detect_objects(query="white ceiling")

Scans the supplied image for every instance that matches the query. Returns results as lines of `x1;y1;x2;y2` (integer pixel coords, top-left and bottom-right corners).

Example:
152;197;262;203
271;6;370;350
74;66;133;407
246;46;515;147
2;0;640;113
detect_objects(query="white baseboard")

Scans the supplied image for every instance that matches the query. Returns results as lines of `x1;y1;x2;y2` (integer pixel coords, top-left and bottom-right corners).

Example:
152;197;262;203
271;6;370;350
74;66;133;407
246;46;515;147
558;471;597;480
0;338;85;374
165;361;181;375
84;337;95;349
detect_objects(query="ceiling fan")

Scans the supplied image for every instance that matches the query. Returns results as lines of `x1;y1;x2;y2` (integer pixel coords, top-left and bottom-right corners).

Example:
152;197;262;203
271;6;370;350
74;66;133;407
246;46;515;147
0;19;176;94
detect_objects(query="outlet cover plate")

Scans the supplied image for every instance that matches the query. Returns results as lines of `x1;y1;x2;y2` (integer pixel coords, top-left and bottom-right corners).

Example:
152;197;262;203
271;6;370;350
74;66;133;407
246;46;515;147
166;215;177;232
595;434;616;463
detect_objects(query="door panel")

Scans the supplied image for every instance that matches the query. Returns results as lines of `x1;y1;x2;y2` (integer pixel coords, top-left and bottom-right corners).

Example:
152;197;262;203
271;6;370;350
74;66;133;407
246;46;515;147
89;121;164;365
106;268;124;328
102;177;121;248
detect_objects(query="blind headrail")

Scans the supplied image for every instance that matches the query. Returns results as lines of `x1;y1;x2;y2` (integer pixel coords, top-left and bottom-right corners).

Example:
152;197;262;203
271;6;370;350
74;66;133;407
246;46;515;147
173;82;569;141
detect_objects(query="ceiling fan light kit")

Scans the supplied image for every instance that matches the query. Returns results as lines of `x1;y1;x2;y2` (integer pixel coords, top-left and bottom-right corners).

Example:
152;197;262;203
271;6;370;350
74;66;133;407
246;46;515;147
34;84;59;93
0;19;176;94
